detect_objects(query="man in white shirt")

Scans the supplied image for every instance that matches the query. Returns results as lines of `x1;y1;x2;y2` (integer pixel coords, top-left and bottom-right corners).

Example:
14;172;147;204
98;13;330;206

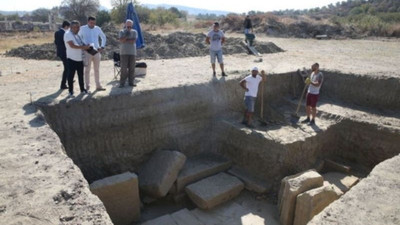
64;20;90;97
78;16;107;91
239;67;266;128
206;22;226;77
302;63;324;125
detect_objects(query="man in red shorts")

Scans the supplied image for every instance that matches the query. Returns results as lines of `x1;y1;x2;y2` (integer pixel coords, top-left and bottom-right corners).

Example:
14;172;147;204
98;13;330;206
302;63;323;125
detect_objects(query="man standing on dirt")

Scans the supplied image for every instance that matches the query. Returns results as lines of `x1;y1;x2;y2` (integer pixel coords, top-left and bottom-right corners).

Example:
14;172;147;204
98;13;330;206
64;20;90;97
118;19;138;88
243;15;253;34
54;20;70;90
206;22;227;77
78;16;107;92
240;67;266;128
302;63;323;125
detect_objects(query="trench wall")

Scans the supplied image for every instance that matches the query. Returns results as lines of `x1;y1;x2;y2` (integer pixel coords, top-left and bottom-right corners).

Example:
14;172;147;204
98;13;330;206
38;73;295;182
322;72;400;111
38;72;400;185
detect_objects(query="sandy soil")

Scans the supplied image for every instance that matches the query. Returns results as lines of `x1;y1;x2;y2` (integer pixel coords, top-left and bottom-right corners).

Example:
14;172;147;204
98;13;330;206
0;36;399;224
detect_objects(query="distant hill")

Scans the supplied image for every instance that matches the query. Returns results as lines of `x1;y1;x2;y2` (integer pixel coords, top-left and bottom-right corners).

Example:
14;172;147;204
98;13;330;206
143;4;231;16
0;11;29;16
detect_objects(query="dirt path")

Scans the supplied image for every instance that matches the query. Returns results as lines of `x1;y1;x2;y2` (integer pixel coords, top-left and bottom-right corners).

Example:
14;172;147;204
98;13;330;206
0;37;399;224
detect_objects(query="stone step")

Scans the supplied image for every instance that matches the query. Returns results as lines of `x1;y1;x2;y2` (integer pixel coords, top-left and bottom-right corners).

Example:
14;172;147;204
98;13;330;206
141;214;177;225
139;150;186;198
227;166;272;194
170;208;204;225
191;200;266;225
185;172;244;210
322;172;359;193
170;153;232;194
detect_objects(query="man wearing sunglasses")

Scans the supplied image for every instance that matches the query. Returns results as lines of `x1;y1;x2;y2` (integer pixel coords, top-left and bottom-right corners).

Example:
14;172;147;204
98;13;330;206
118;19;138;88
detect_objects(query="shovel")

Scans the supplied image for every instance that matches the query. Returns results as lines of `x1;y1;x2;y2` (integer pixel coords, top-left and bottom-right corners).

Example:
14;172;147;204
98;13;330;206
290;83;308;124
259;71;267;126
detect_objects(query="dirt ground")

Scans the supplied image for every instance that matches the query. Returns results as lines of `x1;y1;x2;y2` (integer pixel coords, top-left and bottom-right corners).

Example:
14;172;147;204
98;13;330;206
0;36;400;224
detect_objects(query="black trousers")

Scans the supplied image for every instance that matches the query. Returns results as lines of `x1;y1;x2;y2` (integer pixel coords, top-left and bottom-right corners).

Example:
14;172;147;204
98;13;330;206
67;58;85;93
60;56;69;88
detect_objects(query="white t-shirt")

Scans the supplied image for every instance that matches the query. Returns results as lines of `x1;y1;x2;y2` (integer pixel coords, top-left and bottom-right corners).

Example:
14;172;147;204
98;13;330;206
207;30;224;51
308;72;323;94
242;74;262;97
78;25;106;49
64;31;83;61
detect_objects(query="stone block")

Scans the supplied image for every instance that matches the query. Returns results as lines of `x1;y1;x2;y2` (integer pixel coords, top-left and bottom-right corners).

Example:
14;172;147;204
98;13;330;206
171;208;204;225
185;172;244;209
279;170;324;225
141;214;177;225
294;183;343;225
323;172;359;193
228;166;272;193
139;150;186;198
173;154;231;193
90;172;140;225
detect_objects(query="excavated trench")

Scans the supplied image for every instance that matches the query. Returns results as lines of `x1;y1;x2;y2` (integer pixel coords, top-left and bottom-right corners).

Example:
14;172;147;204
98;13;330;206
37;71;400;223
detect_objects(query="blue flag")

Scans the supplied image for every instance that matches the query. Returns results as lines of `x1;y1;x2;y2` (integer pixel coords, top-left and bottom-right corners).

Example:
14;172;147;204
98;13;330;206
126;2;145;49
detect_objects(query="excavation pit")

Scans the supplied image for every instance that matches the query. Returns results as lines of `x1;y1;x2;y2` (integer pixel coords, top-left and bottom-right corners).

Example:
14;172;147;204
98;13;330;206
35;71;400;225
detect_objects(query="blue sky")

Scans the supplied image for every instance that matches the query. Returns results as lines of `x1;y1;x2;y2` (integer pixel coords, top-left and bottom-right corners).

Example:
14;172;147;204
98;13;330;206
0;0;341;13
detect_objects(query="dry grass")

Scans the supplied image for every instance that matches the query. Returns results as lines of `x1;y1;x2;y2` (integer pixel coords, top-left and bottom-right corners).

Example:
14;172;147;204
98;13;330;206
0;31;53;53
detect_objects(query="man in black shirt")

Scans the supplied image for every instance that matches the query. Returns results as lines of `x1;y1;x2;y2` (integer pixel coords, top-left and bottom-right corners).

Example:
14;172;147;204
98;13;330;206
54;21;70;90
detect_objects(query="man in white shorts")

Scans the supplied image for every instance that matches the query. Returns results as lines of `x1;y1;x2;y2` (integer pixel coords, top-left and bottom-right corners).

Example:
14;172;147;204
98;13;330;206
206;22;227;77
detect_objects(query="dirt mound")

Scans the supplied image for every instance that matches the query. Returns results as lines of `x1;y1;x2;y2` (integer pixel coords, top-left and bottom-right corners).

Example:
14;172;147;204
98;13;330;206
5;24;283;60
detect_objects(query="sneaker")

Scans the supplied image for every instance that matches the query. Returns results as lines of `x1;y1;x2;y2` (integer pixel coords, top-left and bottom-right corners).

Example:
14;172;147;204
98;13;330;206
222;72;227;77
60;86;68;90
301;117;310;123
129;83;137;87
81;89;88;94
213;71;216;77
96;87;106;91
68;92;74;97
309;120;315;125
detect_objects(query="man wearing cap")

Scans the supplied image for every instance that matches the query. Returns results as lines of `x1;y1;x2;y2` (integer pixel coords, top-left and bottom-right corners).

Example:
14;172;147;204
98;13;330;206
206;22;227;77
240;67;266;128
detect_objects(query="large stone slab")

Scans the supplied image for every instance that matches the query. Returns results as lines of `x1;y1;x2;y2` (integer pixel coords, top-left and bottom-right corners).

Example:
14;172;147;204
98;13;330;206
170;208;204;225
139;150;186;198
279;170;324;225
141;214;177;225
90;172;140;225
228;166;272;193
171;153;231;194
323;172;359;193
293;183;343;225
185;172;244;209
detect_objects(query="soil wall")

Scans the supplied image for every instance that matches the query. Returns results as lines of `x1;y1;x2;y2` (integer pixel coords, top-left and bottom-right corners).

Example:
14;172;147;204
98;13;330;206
37;72;400;186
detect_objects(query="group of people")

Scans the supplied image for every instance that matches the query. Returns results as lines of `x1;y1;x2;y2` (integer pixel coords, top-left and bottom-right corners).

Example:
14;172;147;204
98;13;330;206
54;17;138;97
55;16;323;126
239;63;323;127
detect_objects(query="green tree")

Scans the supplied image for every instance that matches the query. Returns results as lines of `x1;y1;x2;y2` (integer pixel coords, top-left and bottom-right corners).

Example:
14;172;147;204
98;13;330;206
31;8;50;23
148;7;178;27
60;0;100;24
96;10;110;26
110;0;140;24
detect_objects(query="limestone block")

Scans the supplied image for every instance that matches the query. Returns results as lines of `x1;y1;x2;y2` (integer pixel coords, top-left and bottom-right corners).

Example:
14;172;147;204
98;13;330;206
174;154;231;193
141;214;178;225
171;208;204;225
139;150;186;198
293;183;343;225
90;172;140;225
185;172;244;209
228;166;272;193
323;172;360;193
279;170;323;225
